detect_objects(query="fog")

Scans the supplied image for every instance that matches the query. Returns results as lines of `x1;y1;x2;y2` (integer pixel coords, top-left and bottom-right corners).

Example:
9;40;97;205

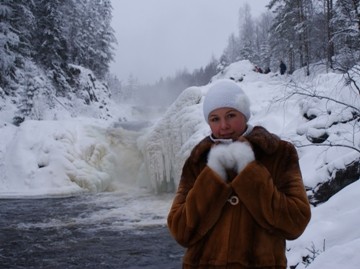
110;0;269;84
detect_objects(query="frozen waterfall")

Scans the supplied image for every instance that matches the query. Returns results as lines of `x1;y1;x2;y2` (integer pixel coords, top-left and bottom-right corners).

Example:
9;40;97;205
0;86;211;197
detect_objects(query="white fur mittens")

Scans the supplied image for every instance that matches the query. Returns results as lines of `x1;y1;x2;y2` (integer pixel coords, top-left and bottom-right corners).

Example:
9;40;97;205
207;141;255;180
207;144;233;180
228;141;255;174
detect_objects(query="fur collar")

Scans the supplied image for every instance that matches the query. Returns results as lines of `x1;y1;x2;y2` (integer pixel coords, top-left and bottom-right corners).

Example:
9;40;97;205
245;126;280;155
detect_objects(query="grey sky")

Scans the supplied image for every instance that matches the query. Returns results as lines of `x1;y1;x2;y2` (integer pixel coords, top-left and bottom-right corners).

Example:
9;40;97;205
110;0;269;84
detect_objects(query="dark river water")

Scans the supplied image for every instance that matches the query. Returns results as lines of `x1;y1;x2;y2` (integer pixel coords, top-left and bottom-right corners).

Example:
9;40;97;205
0;193;184;269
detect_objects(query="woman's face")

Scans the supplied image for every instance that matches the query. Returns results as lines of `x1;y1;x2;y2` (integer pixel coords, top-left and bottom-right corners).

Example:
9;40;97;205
208;107;247;140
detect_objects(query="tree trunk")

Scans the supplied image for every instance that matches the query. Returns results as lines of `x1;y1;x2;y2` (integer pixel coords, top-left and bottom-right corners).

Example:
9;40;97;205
325;0;334;70
352;0;360;31
288;46;295;74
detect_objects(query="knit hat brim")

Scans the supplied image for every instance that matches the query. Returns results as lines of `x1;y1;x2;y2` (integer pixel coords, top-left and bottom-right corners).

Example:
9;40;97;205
203;79;251;123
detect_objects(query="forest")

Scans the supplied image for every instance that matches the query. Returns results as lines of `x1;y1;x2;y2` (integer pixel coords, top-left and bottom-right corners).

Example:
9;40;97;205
0;0;359;122
0;0;115;124
222;0;360;75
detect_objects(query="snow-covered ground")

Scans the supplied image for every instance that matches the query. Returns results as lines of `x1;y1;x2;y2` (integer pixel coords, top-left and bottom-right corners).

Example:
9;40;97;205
1;60;359;268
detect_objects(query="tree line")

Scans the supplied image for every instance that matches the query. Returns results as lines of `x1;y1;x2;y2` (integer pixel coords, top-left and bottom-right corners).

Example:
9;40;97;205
221;0;360;75
0;0;115;97
112;56;219;107
1;0;359;114
123;0;360;103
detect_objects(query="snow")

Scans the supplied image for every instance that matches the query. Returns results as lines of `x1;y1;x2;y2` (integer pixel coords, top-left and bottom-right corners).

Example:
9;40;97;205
1;60;360;268
286;180;360;269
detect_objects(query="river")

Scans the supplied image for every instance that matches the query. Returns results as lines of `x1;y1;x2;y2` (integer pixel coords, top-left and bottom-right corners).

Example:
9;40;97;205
0;191;184;269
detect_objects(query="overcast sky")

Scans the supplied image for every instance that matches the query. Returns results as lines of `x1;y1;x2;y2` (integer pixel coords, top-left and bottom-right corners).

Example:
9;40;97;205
110;0;269;84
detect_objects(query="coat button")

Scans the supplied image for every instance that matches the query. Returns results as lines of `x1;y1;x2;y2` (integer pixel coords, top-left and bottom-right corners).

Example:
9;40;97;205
228;195;239;205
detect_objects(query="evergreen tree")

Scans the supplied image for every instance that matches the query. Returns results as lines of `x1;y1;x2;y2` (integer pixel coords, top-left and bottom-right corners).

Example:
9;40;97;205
203;56;219;84
256;11;273;70
0;1;35;92
221;33;241;65
77;0;116;78
92;0;116;78
33;0;68;68
268;1;293;72
33;0;71;95
332;0;360;70
324;0;335;69
62;0;85;65
0;0;117;122
306;1;331;69
238;3;257;63
268;0;314;75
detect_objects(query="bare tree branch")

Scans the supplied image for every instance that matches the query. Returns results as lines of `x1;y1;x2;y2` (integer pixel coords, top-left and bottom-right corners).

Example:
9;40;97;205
295;142;360;154
282;81;360;114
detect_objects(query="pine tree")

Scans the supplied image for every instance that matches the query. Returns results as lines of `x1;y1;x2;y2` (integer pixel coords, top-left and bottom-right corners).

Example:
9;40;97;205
221;33;241;65
331;0;360;70
33;0;71;95
0;1;35;92
238;3;257;63
62;0;85;65
324;0;335;69
33;0;68;68
76;0;116;78
268;0;314;75
256;11;273;70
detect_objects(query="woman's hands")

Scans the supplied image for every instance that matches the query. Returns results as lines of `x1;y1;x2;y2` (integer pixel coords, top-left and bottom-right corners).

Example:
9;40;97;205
207;143;234;179
230;141;255;173
207;141;255;181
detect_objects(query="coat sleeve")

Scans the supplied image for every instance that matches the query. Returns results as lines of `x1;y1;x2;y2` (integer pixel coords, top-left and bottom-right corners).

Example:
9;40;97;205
167;157;232;247
230;141;311;240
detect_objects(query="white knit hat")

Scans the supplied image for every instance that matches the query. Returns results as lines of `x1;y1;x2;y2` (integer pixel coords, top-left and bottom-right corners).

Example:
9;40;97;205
203;79;251;123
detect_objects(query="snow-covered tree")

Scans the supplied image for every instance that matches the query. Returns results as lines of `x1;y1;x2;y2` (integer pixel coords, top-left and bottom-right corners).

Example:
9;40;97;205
256;11;273;70
0;0;117;123
238;3;257;63
33;0;67;69
61;0;85;66
268;0;315;75
0;1;35;92
74;0;116;79
324;0;335;69
221;33;241;65
32;0;71;95
331;0;360;70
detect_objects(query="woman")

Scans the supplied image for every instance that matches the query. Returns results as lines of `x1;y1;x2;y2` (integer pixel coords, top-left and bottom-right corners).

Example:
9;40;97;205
167;79;311;269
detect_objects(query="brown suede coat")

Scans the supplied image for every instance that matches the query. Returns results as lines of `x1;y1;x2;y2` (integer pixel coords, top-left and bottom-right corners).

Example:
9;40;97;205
167;126;311;269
